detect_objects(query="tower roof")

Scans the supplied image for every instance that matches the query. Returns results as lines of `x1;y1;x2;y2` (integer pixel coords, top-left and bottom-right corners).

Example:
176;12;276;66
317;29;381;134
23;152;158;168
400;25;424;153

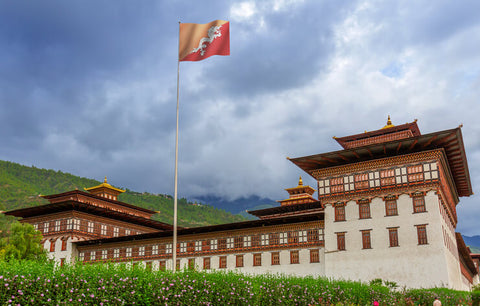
84;176;125;194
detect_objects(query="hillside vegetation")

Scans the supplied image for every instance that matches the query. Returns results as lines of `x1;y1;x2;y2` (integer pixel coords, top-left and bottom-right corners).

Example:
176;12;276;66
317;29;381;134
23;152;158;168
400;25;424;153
0;160;246;230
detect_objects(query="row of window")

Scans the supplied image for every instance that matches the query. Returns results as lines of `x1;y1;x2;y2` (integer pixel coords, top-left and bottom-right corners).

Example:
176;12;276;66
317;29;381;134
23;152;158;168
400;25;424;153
79;229;324;262
84;250;322;270
336;224;428;251
334;194;426;222
33;219;138;237
319;162;438;195
47;239;68;252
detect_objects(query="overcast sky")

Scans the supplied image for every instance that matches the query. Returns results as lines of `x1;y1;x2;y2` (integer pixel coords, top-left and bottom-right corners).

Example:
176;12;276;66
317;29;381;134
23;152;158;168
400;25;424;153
1;1;479;235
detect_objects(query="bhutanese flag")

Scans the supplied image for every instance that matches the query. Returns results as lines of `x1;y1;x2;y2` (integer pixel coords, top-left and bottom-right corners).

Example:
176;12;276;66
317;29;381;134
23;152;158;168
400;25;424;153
179;20;230;62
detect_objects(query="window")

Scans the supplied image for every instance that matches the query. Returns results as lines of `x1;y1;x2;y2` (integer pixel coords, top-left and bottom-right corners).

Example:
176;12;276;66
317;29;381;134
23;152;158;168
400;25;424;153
152;245;158;255
307;229;319;242
334;204;346;221
299;230;307;243
288;231;298;244
139;246;145;256
252;235;260;247
236;255;244;267
203;257;211;270
187;242;194;253
113;227;119;237
226;238;234;249
60;258;65;266
358;202;371;219
79;253;84;261
261;234;269;246
354;173;369;190
361;230;371;249
195;241;202;252
126;247;132;257
90;251;96;261
33;224;39;230
380;169;395;186
234;237;243;248
244;236;251;247
44;222;49;233
125;229;131;235
102;250;107;260
253;253;262;266
180;242;187;253
337;232;346;251
330;177;344;193
270;233;279;245
49;240;56;252
290;250;299;264
202;240;210;251
388;228;399;247
279;232;287;244
87;222;94;233
219;256;227;269
218;239;227;250
114;249;120;258
166;243;172;254
159;260;166;271
74;219;80;230
271;252;280;265
188;258;195;270
310;249;320;263
101;225;107;236
55;220;60;231
211;239;218;250
176;259;181;270
61;239;67;251
413;194;426;213
385;198;398;216
66;219;72;230
416;225;428;245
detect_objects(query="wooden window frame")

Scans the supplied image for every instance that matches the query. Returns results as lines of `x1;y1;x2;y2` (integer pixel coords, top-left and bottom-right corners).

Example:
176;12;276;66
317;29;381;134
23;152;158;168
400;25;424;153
413;195;426;213
188;258;195;270
219;256;227;269
336;232;346;251
361;230;372;249
290;250;299;264
271;252;280;265
385;198;398;216
235;255;244;268
61;239;67;251
203;257;211;270
310;249;320;263
388;228;399;247
49;239;56;252
253;253;262;266
358;202;371;219
334;204;346;221
416;224;428;245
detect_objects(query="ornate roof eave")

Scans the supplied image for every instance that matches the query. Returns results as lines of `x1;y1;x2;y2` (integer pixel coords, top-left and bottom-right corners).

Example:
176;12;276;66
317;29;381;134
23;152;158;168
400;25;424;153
289;127;472;197
334;120;420;149
3;201;173;231
40;190;156;214
456;232;478;276
248;201;324;217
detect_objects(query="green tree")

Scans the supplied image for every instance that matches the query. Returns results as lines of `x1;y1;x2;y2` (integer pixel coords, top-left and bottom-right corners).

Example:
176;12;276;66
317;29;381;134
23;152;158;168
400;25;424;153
0;222;46;261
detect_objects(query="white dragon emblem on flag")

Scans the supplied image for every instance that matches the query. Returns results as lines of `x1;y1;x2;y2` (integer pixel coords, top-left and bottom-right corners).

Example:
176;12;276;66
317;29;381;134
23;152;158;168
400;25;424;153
191;24;223;56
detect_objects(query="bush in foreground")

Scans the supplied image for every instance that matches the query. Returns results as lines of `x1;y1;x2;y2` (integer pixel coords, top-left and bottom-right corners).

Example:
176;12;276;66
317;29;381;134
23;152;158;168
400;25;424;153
0;260;472;305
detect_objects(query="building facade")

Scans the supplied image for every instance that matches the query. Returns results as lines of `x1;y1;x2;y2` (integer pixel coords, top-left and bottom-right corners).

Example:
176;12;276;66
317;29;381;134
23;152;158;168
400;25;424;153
4;118;478;290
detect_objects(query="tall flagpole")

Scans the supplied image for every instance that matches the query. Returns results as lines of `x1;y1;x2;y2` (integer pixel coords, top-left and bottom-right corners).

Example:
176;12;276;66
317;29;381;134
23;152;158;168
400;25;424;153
173;21;181;273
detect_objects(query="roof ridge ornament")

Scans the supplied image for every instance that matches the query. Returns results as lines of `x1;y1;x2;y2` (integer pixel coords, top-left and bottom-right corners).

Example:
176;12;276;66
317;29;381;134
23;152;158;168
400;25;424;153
381;115;395;129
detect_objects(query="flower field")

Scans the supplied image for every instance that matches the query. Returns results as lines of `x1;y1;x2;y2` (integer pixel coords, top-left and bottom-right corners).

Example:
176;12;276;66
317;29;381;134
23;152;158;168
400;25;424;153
0;260;472;305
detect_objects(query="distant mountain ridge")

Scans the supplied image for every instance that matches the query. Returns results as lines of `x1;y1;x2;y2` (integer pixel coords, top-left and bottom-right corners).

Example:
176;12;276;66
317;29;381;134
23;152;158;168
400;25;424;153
462;235;480;253
0;160;247;230
192;194;277;216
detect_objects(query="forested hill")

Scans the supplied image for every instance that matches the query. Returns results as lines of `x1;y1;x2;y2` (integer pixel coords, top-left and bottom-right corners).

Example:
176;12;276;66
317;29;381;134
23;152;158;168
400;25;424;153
0;160;246;229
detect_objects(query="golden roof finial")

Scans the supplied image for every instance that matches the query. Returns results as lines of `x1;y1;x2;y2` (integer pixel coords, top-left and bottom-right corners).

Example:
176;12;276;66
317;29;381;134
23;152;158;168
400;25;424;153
104;176;108;183
381;115;395;129
298;176;303;186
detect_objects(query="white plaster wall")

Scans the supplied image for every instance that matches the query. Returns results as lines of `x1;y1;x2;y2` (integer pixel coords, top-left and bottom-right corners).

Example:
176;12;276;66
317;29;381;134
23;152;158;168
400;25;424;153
324;190;454;288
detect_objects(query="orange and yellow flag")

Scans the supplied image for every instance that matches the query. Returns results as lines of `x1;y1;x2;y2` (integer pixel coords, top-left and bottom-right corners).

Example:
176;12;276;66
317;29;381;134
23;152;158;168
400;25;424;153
179;20;230;62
